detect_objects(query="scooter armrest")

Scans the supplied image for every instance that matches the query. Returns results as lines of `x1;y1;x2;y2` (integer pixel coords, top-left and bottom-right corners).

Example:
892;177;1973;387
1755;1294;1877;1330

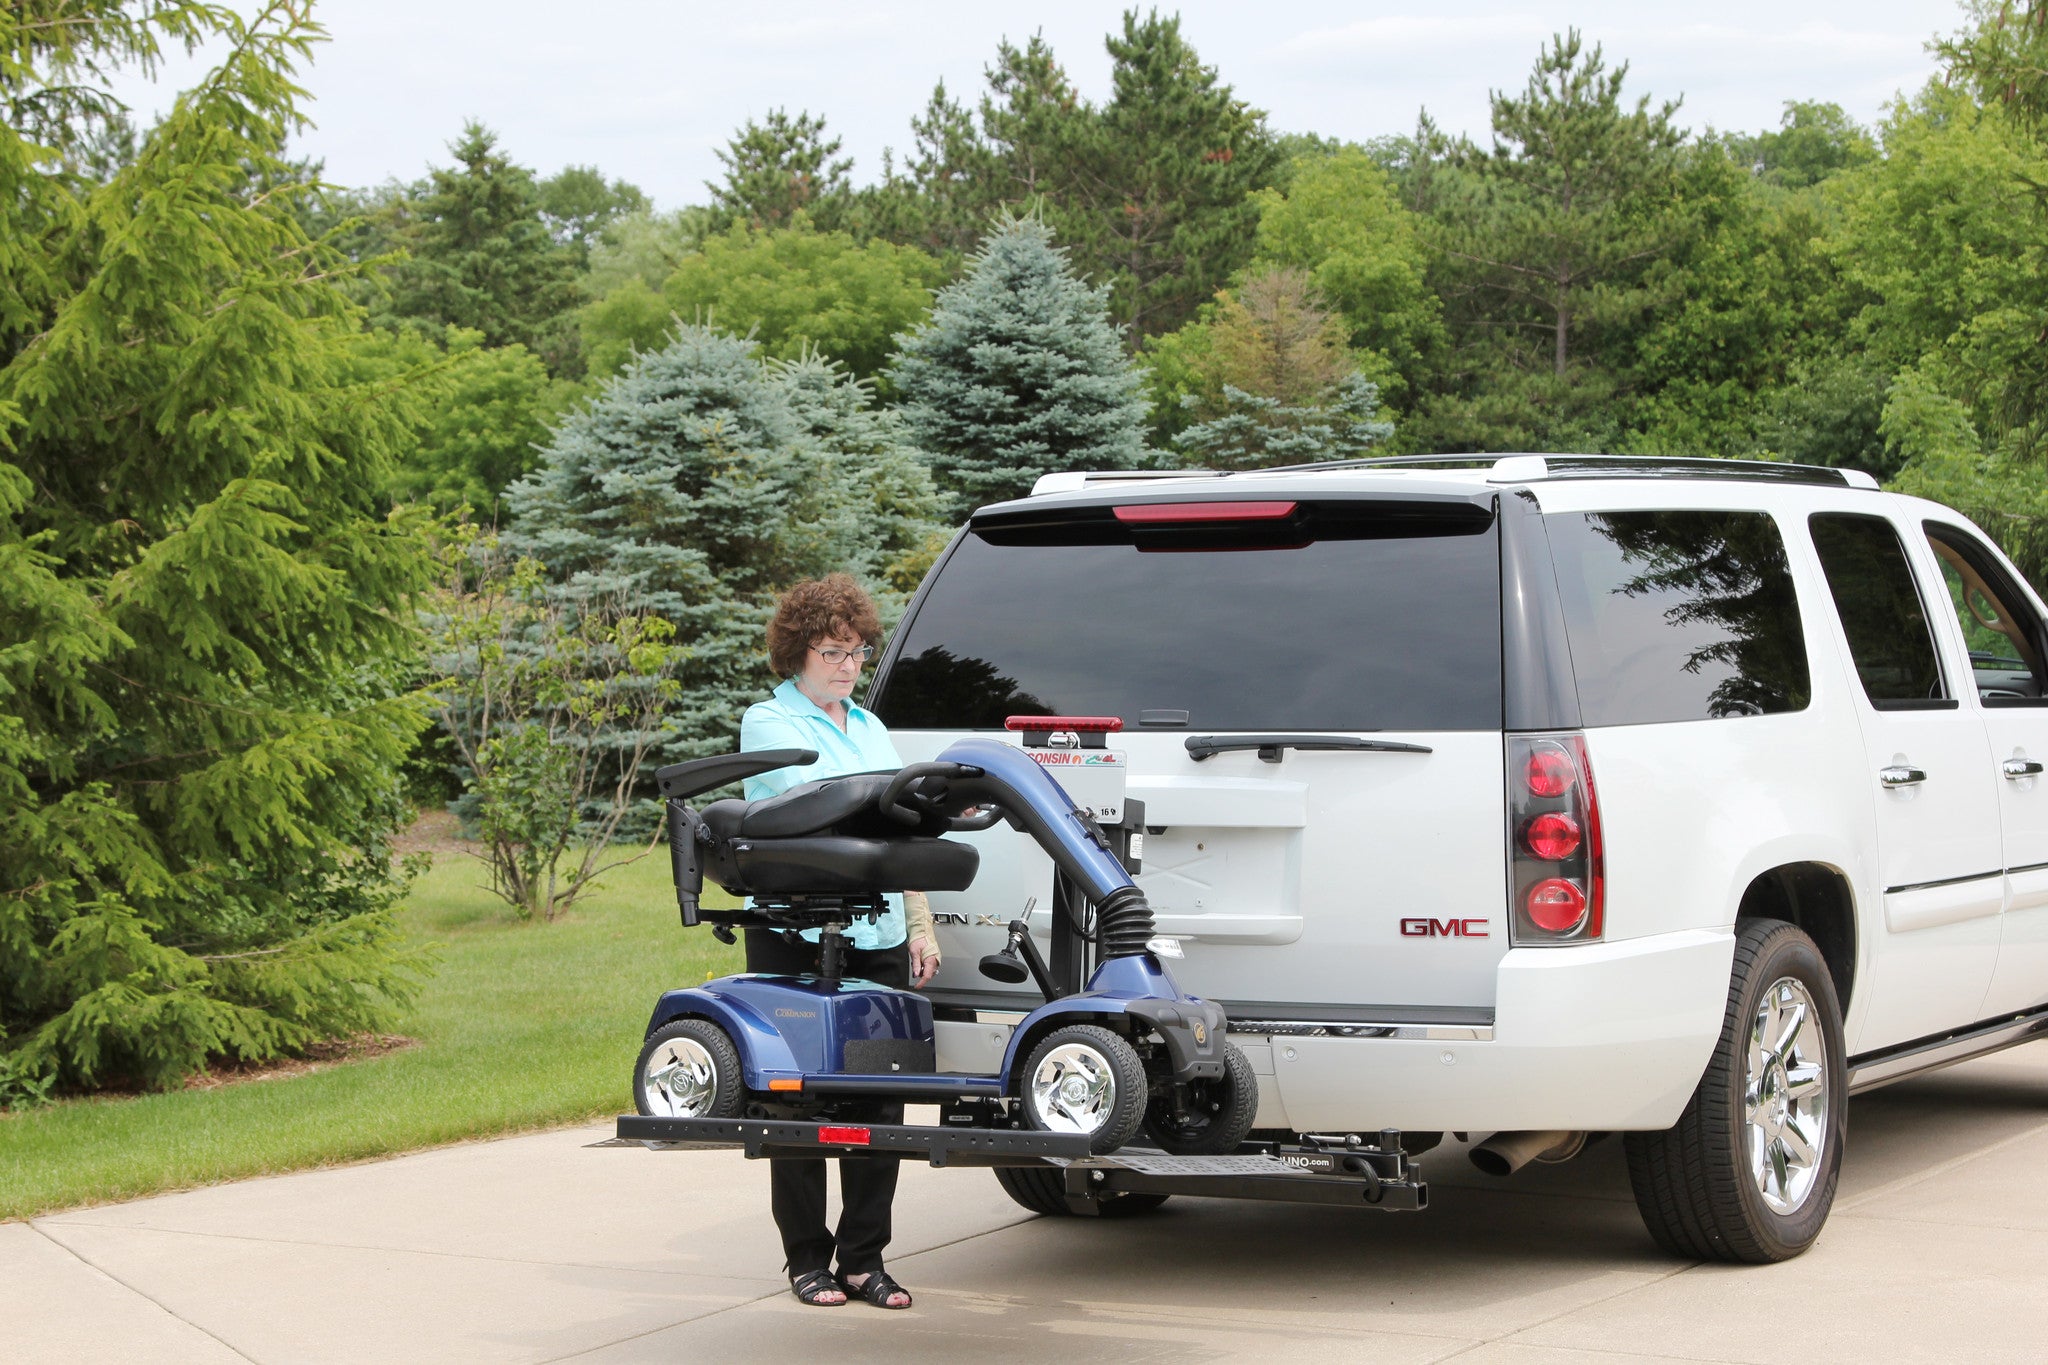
655;749;817;802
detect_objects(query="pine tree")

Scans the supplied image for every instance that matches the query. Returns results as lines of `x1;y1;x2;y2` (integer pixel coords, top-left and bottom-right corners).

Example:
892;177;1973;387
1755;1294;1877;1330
708;109;854;233
385;122;582;374
0;2;433;1094
891;216;1151;514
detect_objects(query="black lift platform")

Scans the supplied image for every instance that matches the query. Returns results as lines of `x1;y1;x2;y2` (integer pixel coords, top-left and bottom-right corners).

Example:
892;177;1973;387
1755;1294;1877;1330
603;1114;1428;1211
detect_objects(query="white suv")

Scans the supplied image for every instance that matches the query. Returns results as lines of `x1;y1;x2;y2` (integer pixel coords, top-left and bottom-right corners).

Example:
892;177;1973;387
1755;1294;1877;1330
866;454;2048;1262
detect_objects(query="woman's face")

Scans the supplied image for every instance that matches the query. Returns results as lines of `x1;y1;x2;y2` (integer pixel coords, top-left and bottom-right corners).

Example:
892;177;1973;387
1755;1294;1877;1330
796;627;870;709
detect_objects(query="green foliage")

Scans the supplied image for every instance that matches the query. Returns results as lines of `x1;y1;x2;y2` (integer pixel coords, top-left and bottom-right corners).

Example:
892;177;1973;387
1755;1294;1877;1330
347;326;577;516
892;215;1152;513
1149;265;1396;462
535;164;648;267
1713;101;1879;189
583;206;713;296
708;108;853;232
1409;31;1692;450
426;526;681;920
659;217;943;384
859;80;1002;259
1179;374;1394;470
577;278;673;382
0;1;434;1094
382;122;582;376
505;324;936;763
1249;147;1442;401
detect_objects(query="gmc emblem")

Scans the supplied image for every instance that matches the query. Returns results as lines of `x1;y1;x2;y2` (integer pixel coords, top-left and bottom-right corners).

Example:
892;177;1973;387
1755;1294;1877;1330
1400;917;1490;938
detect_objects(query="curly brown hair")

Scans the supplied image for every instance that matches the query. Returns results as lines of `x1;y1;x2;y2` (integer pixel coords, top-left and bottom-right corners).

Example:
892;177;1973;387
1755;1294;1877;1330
767;574;883;678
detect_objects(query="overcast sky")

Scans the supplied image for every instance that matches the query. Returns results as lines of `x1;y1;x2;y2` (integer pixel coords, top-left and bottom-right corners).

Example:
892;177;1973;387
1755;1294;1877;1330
112;0;1973;207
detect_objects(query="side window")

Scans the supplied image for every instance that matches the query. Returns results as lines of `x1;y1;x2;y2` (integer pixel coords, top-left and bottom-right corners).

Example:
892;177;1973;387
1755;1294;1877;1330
1924;521;2048;706
1545;509;1810;725
1808;513;1952;710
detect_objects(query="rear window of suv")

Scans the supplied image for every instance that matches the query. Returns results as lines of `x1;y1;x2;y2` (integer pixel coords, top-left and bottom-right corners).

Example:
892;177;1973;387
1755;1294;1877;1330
871;498;1503;732
1546;509;1811;725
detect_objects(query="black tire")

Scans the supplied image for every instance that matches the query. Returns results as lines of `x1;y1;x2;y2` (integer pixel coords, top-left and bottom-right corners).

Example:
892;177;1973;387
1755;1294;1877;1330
1019;1024;1148;1154
1624;919;1846;1263
1143;1041;1259;1155
991;1164;1171;1218
633;1018;744;1119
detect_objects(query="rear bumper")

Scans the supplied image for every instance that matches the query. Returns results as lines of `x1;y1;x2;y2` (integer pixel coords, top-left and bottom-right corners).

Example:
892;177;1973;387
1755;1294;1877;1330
1237;929;1736;1132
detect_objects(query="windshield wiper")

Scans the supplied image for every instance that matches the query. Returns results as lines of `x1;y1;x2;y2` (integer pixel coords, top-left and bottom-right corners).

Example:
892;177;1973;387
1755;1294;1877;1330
1185;734;1434;764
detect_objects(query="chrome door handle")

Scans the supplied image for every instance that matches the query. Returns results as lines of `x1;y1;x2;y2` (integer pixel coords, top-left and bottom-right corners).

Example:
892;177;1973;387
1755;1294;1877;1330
1880;765;1927;788
2004;759;2045;780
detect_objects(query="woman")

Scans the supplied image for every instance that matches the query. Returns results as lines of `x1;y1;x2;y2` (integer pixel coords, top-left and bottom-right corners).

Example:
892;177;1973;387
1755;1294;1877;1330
738;573;940;1310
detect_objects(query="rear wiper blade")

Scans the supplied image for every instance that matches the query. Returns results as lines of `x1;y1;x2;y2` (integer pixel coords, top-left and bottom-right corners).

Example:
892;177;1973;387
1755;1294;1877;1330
1184;735;1434;764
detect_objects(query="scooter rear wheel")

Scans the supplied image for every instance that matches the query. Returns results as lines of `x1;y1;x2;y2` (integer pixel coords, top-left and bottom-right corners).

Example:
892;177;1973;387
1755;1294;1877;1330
1144;1041;1258;1155
634;1018;744;1119
1019;1024;1147;1154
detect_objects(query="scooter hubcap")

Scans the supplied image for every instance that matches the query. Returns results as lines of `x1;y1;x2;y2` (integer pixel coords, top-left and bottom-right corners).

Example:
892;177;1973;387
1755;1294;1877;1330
1030;1043;1117;1134
643;1037;719;1117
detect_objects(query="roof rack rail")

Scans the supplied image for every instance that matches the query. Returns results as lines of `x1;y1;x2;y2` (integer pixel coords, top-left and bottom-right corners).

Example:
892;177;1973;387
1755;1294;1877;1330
1030;468;1219;496
1259;453;1881;491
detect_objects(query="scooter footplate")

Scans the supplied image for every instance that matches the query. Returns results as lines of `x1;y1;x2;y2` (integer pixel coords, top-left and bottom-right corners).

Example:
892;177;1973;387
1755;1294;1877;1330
612;1115;1091;1165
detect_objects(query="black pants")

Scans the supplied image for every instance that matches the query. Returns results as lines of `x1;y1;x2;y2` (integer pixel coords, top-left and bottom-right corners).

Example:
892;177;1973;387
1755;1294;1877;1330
744;929;908;1279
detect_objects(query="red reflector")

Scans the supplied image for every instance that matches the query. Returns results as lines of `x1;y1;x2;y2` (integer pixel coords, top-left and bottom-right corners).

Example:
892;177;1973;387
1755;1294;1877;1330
1525;747;1575;798
1526;878;1588;933
1005;715;1124;733
1113;500;1297;524
817;1125;871;1145
1523;812;1582;861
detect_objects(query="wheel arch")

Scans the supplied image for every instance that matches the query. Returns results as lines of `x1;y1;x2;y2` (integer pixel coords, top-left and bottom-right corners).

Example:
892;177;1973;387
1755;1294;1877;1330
1000;1007;1134;1094
1735;861;1857;1015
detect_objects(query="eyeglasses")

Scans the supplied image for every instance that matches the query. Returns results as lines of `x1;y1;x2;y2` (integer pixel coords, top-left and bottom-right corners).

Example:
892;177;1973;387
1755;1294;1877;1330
812;644;876;667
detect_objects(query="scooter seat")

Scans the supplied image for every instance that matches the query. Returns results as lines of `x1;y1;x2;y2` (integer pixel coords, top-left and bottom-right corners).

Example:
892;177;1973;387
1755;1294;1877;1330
730;835;980;895
703;773;954;841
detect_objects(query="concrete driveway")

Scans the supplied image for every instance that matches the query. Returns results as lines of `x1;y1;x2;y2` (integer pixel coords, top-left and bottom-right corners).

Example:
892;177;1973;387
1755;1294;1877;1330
9;1046;2048;1364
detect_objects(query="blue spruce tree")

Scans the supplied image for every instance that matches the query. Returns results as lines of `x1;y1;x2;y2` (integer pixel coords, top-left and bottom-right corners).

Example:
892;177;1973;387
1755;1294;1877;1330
891;215;1151;514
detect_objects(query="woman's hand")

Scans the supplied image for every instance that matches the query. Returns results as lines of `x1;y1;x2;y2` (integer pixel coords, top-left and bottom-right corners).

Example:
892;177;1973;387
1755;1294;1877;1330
910;936;941;988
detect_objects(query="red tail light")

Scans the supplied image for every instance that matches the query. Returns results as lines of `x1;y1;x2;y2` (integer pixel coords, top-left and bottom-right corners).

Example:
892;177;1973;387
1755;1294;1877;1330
1522;812;1582;861
1508;733;1603;944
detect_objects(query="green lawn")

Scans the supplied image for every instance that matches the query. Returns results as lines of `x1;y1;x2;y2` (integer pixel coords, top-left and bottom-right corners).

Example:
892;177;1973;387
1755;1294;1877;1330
0;852;743;1221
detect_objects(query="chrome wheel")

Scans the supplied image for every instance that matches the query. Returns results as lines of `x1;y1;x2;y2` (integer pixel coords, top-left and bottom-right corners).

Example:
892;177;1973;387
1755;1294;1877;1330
642;1036;719;1117
1745;974;1830;1215
1029;1043;1119;1135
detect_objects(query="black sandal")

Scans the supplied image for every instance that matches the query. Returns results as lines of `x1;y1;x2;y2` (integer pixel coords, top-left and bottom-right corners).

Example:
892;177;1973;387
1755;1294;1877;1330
837;1268;912;1309
790;1268;846;1306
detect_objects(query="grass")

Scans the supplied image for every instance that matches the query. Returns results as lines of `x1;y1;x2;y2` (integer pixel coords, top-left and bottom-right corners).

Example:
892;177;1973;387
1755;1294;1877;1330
0;851;744;1221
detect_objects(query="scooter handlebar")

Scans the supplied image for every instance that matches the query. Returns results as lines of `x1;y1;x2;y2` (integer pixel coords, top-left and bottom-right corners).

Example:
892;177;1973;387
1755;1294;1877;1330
878;761;986;826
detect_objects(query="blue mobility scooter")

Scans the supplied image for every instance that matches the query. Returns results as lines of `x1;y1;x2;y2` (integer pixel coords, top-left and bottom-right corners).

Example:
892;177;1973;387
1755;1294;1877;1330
624;732;1259;1162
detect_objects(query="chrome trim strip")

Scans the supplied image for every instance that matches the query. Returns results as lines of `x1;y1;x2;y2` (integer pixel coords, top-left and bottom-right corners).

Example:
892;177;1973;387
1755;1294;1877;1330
1884;869;2005;895
1847;1006;2048;1094
1227;1019;1495;1042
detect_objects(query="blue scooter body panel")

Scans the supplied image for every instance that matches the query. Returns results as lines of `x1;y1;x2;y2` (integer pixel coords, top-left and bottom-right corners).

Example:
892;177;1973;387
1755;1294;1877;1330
647;976;934;1091
936;737;1136;904
1000;953;1217;1076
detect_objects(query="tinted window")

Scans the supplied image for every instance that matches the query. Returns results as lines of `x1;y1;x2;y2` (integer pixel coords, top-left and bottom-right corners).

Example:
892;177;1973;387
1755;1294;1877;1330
872;500;1503;732
1809;513;1950;709
1924;521;2048;706
1546;510;1810;725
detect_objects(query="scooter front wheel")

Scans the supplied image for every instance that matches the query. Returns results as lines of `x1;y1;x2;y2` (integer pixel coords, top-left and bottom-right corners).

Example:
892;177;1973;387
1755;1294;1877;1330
1019;1024;1146;1154
634;1018;744;1119
1144;1041;1258;1155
